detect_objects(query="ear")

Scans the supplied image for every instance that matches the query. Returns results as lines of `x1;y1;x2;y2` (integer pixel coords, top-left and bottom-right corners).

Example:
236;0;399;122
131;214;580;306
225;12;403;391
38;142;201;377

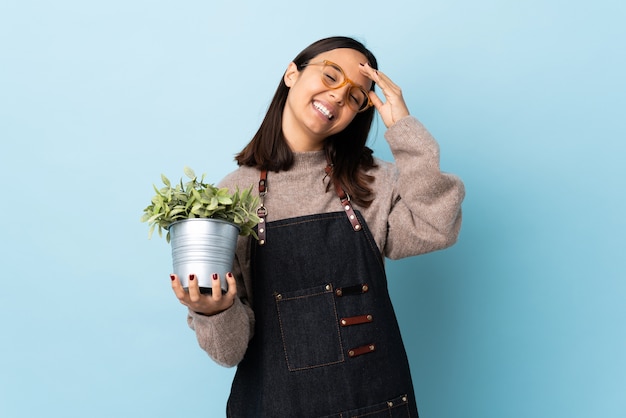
283;62;300;87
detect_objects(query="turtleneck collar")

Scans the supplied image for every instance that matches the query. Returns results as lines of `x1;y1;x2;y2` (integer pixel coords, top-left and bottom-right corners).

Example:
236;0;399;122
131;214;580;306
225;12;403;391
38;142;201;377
290;150;327;173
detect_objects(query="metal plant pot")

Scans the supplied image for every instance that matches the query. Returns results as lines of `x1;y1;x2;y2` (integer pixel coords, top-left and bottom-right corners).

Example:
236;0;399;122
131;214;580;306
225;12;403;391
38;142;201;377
168;218;239;294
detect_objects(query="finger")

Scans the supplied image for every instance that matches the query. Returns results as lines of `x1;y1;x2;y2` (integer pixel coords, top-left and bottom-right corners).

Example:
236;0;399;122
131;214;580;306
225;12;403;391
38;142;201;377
359;62;378;82
360;64;401;103
170;274;187;301
378;80;402;103
365;64;396;88
188;274;201;303
225;272;237;297
375;71;400;92
370;70;403;101
368;90;385;110
211;273;223;300
359;63;390;88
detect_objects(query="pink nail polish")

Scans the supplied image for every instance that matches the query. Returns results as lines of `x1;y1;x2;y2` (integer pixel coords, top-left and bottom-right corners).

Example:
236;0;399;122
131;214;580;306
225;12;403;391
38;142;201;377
212;273;218;280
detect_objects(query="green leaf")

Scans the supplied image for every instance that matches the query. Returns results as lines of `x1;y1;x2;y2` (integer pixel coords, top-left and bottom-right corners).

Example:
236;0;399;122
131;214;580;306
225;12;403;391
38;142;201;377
190;202;204;215
169;207;186;217
217;195;233;205
184;166;196;180
191;188;202;201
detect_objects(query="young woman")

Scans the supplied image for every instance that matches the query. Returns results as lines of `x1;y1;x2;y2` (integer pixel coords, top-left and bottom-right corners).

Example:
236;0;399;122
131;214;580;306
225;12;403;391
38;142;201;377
171;36;464;417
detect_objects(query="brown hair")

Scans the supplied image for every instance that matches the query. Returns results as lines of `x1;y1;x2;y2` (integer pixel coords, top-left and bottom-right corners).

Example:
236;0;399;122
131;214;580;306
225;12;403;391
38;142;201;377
235;36;378;207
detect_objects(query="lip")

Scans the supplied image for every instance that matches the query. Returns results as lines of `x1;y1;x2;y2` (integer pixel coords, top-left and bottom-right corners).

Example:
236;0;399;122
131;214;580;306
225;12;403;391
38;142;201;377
312;100;336;121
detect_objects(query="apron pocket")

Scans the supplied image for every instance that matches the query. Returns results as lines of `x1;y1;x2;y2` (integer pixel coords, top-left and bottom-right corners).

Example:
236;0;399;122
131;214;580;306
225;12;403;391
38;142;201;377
275;283;344;371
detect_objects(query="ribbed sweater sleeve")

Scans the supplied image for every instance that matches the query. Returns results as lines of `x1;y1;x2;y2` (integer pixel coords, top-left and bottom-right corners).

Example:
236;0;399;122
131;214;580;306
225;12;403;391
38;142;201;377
381;116;465;258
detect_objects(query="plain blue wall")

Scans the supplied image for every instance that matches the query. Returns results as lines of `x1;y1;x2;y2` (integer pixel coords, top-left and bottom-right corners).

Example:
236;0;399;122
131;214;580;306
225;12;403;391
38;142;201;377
1;1;624;417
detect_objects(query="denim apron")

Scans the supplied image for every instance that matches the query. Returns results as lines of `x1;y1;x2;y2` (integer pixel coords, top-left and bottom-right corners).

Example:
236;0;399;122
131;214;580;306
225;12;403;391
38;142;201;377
227;171;419;417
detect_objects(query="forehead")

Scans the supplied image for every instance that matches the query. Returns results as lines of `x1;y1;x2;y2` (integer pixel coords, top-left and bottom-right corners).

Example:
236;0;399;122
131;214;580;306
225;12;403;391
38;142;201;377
313;48;371;87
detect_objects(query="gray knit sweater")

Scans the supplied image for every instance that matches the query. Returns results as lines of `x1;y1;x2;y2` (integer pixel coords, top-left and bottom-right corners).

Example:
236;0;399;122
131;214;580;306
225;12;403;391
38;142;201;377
186;116;465;367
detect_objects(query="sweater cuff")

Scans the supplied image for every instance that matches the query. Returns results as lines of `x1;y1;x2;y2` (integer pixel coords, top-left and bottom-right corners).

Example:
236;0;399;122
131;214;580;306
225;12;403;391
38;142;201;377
385;115;424;139
384;115;439;156
188;297;242;325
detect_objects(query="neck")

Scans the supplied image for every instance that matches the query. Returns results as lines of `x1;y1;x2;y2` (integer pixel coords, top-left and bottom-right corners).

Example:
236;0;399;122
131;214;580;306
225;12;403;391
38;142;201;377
284;136;324;152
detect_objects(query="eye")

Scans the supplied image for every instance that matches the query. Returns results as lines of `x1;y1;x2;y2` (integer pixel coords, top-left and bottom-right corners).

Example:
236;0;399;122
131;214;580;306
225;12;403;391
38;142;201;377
322;65;342;87
350;88;367;106
323;71;338;84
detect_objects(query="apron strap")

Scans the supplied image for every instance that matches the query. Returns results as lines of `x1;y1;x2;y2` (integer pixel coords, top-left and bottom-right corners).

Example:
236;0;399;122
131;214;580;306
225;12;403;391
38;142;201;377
257;170;268;245
324;165;362;232
257;165;362;245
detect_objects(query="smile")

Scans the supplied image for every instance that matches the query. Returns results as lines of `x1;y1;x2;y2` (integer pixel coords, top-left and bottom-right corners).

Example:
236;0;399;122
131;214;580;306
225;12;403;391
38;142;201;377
313;101;334;120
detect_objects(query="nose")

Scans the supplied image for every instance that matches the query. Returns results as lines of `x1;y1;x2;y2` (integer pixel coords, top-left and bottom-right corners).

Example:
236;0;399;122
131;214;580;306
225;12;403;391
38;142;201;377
328;84;351;106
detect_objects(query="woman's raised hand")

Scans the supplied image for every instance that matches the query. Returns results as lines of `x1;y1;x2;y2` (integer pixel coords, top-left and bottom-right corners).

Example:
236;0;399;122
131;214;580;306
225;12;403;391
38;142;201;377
171;272;237;316
359;63;410;128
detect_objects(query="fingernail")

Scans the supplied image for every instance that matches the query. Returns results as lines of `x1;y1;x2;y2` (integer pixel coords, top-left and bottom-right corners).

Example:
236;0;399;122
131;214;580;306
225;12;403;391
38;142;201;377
227;272;233;279
212;273;218;280
189;274;196;281
170;274;176;281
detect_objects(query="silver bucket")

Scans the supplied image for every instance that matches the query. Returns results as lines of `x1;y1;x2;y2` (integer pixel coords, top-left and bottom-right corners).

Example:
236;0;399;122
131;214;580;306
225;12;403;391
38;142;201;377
169;218;239;294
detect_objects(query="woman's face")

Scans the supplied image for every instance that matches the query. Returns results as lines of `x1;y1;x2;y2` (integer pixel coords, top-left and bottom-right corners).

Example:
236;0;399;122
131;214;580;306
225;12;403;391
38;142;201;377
282;48;372;151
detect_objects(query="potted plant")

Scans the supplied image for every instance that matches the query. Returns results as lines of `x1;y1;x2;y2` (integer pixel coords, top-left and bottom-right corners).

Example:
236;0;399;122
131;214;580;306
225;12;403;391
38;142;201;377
141;166;260;293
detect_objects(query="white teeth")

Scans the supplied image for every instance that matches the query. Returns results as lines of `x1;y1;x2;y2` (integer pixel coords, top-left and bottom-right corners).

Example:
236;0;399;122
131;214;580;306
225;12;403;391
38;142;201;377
314;102;333;120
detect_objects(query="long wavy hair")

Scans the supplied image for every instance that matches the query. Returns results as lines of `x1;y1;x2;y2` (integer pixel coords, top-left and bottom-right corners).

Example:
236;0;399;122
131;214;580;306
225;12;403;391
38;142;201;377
235;36;378;207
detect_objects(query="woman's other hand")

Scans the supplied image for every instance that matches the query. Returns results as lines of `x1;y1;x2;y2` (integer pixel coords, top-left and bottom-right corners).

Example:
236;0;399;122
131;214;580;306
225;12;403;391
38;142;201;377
360;63;410;128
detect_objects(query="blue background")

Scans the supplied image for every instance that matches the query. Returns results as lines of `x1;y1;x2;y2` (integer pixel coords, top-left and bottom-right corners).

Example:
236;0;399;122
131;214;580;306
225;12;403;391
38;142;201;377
1;1;624;417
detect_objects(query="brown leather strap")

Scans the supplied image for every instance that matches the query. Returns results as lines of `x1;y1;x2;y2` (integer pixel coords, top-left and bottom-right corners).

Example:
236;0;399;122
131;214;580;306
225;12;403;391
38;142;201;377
324;164;362;232
340;314;373;327
347;343;376;358
257;170;268;245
